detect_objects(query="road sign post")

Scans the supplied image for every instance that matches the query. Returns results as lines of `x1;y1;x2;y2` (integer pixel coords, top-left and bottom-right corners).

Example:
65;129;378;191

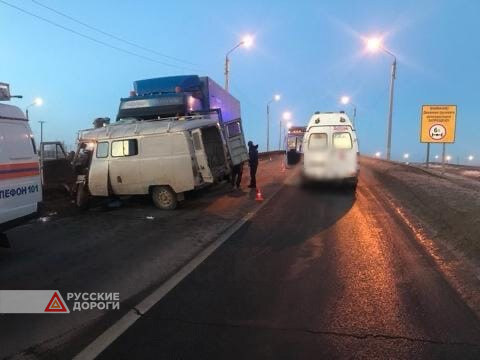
426;142;430;168
441;143;446;174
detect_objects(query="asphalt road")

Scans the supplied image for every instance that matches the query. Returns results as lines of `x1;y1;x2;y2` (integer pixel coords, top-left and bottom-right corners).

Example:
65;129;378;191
0;156;286;359
97;170;480;359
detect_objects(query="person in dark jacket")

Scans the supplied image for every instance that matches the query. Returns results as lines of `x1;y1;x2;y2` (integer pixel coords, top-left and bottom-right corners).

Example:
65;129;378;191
248;141;259;188
231;162;244;189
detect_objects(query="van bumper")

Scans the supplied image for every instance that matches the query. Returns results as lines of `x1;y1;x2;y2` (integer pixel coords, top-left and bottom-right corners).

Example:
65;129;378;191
302;167;358;182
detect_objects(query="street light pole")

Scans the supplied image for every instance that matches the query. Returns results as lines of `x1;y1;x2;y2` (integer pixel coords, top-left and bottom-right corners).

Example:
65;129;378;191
266;94;280;152
364;37;397;161
38;120;46;183
280;111;292;150
224;55;231;92
353;106;357;127
386;55;397;161
267;102;271;152
224;35;253;92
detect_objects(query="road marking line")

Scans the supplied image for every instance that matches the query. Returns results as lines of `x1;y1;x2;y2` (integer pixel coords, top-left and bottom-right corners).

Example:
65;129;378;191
73;170;296;360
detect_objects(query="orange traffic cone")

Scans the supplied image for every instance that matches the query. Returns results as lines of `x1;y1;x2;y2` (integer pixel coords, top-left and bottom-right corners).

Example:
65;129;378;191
255;188;264;202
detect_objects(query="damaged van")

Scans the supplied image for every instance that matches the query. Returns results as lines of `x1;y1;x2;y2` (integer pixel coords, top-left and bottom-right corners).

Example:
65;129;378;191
74;115;233;210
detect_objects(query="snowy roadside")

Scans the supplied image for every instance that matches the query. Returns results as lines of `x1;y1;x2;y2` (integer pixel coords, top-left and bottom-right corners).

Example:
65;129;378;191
361;157;480;263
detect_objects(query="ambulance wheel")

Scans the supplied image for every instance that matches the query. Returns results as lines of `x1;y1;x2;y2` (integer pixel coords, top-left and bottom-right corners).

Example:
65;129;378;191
345;179;358;192
152;186;177;210
76;183;89;210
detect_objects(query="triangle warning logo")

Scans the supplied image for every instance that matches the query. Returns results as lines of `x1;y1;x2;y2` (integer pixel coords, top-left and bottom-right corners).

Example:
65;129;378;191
44;291;69;313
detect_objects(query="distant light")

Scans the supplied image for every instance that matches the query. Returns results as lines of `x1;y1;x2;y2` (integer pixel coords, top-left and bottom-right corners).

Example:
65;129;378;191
241;35;254;48
340;96;350;105
286;122;293;129
468;155;474;161
274;94;281;102
375;151;381;158
282;111;292;121
434;155;439;159
33;97;43;106
446;155;452;161
403;153;409;159
365;36;383;53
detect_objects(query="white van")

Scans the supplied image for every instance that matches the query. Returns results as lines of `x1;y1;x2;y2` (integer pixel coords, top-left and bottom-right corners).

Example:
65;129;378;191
74;115;236;210
0;103;42;238
302;111;359;189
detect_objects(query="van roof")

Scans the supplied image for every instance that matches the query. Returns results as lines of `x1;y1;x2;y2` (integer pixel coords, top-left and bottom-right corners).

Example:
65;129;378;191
0;103;27;121
78;116;219;141
307;112;352;130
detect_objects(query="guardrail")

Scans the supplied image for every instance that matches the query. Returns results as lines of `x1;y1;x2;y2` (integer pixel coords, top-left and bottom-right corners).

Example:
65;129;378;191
258;150;285;159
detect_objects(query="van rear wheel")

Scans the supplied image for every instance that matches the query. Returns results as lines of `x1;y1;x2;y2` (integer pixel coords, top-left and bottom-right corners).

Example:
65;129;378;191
152;186;177;210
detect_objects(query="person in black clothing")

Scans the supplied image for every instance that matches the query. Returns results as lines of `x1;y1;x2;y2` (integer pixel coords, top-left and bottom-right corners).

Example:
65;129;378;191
248;141;259;188
231;162;244;189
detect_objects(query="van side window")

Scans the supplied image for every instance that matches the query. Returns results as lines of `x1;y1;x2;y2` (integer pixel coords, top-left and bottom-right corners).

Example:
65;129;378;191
227;122;241;138
333;132;352;149
96;142;109;158
308;133;327;150
192;133;202;150
111;139;138;157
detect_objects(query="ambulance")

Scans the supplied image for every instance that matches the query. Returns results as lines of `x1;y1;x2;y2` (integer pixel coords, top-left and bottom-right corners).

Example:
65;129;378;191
302;111;359;189
0;83;42;242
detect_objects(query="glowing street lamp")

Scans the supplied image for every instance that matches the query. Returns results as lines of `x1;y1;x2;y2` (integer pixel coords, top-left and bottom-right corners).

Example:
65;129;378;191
25;97;43;120
286;122;293;129
403;153;409;159
364;35;397;161
366;37;382;52
224;34;254;92
339;95;357;126
282;111;292;121
375;151;382;158
468;155;474;161
445;155;452;163
266;94;281;152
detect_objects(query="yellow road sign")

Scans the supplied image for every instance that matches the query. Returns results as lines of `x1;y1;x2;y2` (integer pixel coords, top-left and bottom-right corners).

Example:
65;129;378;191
420;105;457;143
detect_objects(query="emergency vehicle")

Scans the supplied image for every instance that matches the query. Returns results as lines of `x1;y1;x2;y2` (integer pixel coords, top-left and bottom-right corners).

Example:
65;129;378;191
0;83;42;241
302;111;359;189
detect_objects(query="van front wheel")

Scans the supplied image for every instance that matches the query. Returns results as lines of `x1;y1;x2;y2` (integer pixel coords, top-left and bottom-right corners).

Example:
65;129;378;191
151;186;178;210
76;183;89;210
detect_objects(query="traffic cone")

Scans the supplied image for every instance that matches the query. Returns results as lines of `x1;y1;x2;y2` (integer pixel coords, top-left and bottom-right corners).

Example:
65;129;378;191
255;188;264;202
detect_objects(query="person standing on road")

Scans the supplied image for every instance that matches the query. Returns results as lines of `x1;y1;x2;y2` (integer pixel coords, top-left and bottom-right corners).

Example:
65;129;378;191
231;162;244;190
248;141;259;188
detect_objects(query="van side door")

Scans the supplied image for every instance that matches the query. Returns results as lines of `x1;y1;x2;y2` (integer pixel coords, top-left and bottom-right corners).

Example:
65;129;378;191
88;141;109;196
224;120;248;166
191;129;213;183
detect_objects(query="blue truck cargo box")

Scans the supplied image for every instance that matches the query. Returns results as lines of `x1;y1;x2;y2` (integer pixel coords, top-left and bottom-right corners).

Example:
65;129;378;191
125;75;241;124
134;75;201;95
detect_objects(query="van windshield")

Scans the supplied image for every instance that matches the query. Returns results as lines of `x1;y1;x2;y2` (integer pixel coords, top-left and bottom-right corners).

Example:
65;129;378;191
333;132;352;149
308;133;327;150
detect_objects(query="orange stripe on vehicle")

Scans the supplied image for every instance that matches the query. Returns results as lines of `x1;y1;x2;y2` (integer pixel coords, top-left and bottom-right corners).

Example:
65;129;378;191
0;162;39;171
0;170;40;180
